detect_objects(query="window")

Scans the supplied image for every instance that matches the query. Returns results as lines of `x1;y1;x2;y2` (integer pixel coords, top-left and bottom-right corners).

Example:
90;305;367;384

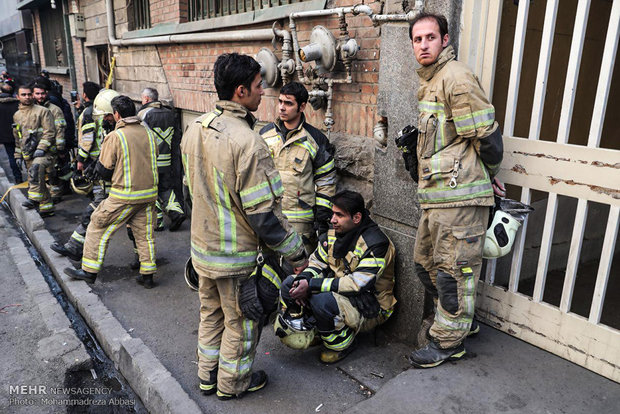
188;0;307;21
39;3;67;67
131;0;151;30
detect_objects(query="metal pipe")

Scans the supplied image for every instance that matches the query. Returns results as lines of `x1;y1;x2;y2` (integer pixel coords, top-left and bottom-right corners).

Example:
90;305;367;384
106;0;273;47
371;10;418;22
61;0;78;91
290;5;373;20
272;22;294;84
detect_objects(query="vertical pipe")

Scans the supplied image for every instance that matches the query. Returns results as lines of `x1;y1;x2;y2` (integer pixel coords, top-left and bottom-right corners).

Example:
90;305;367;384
61;0;78;91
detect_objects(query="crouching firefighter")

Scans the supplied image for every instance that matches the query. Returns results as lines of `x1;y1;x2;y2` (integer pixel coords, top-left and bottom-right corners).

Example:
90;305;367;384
64;95;159;288
276;190;397;363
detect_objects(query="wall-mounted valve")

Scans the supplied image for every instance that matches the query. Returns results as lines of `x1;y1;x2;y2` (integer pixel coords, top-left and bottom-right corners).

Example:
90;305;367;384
299;26;338;72
340;38;358;59
256;48;281;88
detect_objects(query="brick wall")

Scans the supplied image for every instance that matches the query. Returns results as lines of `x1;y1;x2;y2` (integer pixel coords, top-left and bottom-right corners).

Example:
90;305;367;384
150;0;187;25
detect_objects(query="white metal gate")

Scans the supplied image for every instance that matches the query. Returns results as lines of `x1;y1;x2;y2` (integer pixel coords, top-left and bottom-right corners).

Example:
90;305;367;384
460;0;620;382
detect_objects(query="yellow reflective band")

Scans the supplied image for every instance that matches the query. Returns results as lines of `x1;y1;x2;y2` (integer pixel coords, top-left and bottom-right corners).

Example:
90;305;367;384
315;197;332;209
461;267;473;274
314;159;335;176
321;278;333;292
282;209;314;221
293;140;317;159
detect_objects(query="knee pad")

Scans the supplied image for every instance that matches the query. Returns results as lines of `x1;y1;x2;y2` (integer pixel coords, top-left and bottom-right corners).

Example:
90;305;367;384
415;262;437;296
437;271;459;314
28;164;40;183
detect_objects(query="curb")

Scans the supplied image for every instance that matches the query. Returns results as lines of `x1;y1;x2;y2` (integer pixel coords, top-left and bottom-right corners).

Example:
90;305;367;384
0;168;202;414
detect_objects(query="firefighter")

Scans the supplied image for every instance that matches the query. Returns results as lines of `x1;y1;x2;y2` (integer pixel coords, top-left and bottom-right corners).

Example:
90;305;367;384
138;87;185;231
406;13;505;368
13;85;56;216
50;89;119;262
32;82;66;202
64;95;159;288
276;190;396;363
259;81;336;257
181;53;307;400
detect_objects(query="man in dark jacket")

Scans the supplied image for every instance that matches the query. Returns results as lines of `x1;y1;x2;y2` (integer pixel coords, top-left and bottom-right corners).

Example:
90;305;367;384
0;83;22;182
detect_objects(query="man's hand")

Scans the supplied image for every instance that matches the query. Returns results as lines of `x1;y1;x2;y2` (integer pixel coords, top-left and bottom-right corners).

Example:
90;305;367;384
293;260;309;275
290;278;309;306
33;149;45;158
492;177;506;197
77;161;84;171
238;276;264;321
16;158;24;170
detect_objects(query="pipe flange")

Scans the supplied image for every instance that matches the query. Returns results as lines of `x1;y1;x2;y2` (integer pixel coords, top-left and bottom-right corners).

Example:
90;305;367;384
256;48;281;88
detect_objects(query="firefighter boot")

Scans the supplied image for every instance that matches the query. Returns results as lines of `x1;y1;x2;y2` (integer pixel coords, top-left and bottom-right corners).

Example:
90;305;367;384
51;242;82;262
408;341;466;369
136;274;155;289
64;268;97;284
320;341;357;364
22;199;37;209
216;370;268;401
199;369;218;396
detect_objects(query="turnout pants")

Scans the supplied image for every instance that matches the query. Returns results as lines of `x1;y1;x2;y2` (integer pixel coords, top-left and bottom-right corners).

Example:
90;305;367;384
82;197;156;275
155;168;184;227
413;206;488;349
280;276;391;351
26;156;53;212
65;183;107;257
197;271;260;395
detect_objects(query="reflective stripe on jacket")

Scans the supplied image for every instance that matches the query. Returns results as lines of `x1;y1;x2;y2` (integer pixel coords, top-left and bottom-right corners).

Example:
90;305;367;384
77;103;104;162
416;45;502;209
181;100;306;278
138;101;178;171
13;103;56;157
259;114;336;227
43;101;66;152
98;116;159;204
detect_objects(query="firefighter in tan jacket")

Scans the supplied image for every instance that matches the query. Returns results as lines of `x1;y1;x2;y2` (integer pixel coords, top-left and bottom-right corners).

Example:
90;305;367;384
13;85;56;216
181;53;307;400
407;13;505;369
64;95;159;289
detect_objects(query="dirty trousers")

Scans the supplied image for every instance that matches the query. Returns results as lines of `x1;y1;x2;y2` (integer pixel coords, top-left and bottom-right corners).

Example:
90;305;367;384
26;156;53;212
197;272;260;395
66;183;107;256
413;206;489;349
82;197;156;275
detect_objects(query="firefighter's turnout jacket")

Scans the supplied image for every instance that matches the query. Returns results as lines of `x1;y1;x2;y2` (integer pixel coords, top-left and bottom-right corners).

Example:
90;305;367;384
42;100;66;152
77;102;104;163
415;45;503;209
81;117;158;275
181;100;307;278
259;115;336;235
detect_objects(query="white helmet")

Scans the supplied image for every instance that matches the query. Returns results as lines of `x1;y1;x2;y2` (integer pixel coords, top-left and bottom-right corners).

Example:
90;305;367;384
482;211;521;259
184;257;199;291
92;89;120;119
273;313;317;350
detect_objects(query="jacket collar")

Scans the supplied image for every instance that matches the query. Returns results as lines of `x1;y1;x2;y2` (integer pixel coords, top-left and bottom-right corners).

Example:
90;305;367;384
140;100;161;111
216;100;256;129
416;45;456;82
0;93;17;103
83;101;93;108
274;113;306;140
115;116;141;129
18;103;34;110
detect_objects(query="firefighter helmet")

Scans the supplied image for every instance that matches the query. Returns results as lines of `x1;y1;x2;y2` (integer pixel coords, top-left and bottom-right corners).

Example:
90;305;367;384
482;210;521;259
70;173;93;196
92;89;120;119
184;257;199;291
273;313;316;350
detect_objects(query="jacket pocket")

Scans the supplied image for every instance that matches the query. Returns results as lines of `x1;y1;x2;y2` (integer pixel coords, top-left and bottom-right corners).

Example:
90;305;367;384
417;112;438;159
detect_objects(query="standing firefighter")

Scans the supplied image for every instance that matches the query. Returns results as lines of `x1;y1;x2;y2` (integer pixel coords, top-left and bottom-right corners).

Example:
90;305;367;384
50;88;118;262
259;81;336;256
181;53;307;400
13;85;56;216
138;87;186;231
406;13;505;368
64;95;159;288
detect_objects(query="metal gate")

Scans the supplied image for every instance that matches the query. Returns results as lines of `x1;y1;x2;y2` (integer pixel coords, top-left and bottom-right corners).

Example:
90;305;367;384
460;0;620;382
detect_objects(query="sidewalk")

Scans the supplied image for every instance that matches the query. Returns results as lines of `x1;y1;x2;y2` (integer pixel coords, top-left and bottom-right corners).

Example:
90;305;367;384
1;150;618;414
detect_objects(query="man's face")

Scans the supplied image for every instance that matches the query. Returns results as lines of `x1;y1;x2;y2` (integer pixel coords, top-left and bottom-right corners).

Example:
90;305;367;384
278;94;305;126
330;204;361;235
33;87;48;104
17;88;33;105
411;18;449;66
240;73;264;112
141;95;149;105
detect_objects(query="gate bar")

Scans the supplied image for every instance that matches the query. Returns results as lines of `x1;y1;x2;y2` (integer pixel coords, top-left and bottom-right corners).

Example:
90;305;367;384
589;206;619;324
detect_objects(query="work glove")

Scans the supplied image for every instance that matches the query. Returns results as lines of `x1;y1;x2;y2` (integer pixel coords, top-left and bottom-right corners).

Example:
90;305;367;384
238;275;264;321
82;162;98;181
16;158;24;170
348;289;381;319
33;149;45;158
395;125;419;183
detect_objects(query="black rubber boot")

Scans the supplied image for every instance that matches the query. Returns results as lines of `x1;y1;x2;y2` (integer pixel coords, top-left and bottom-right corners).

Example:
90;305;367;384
168;214;186;232
408;341;466;369
199;369;218;396
216;370;268;400
64;267;97;284
51;242;82;262
22;199;37;209
142;274;154;289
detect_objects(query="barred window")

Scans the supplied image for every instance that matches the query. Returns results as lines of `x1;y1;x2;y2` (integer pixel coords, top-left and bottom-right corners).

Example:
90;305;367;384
188;0;306;21
39;3;68;67
131;0;151;30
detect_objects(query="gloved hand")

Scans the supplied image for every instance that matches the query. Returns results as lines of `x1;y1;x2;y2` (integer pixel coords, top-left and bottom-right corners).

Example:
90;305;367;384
83;162;98;181
348;290;381;319
16;158;24;169
33;149;45;158
238;275;264;321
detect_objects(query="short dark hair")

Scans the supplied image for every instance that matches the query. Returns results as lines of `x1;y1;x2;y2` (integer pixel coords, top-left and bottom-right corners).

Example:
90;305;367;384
332;190;365;218
111;95;136;118
409;12;449;41
17;85;32;93
33;76;52;91
213;53;261;101
1;83;13;94
279;81;309;110
83;82;101;101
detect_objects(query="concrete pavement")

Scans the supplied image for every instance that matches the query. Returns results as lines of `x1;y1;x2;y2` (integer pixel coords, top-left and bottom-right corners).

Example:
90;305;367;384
1;151;619;414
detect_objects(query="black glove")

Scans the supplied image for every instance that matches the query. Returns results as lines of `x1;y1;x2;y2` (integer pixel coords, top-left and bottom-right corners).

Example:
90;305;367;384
33;149;45;158
82;161;98;181
238;275;264;321
16;158;24;170
348;289;381;319
395;125;419;182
